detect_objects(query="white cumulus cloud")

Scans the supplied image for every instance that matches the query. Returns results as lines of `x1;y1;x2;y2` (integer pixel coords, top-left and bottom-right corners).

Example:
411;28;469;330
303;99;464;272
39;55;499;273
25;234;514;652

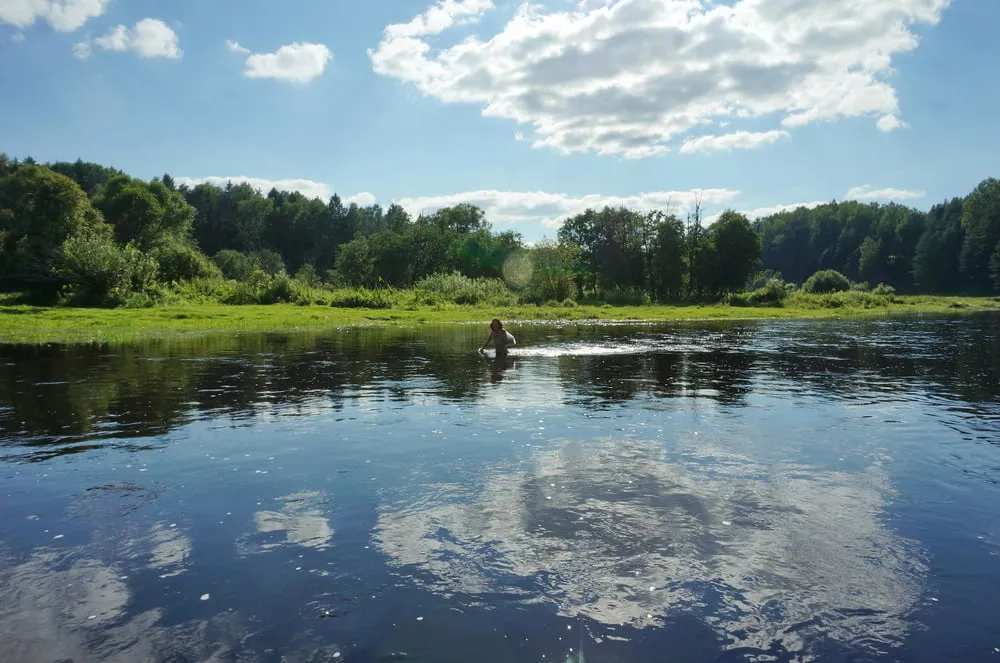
876;113;907;132
236;42;333;83
845;185;926;201
175;176;334;201
74;18;182;59
346;192;377;207
385;0;495;39
0;0;111;32
226;39;249;54
680;130;790;154
370;0;950;158
172;177;741;232
705;200;829;224
394;188;742;229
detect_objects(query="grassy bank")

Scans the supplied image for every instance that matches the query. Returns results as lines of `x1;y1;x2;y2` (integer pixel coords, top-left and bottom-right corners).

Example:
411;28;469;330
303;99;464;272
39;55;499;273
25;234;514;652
1;294;998;346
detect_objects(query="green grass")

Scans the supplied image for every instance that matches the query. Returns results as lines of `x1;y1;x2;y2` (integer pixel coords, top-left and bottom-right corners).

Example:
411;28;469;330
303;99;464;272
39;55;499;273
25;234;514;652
1;294;998;346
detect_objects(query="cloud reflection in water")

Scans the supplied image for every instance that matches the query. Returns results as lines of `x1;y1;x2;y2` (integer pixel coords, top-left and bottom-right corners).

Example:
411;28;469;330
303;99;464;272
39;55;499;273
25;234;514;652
245;490;335;553
374;437;928;658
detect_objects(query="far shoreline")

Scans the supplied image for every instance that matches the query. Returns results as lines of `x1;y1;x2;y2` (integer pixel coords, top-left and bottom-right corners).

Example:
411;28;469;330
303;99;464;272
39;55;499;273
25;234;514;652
2;296;998;346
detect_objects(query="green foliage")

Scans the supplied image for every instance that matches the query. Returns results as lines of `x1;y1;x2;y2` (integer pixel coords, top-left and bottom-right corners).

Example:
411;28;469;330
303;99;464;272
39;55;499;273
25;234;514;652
251;249;286;276
95;175;194;250
414;272;516;305
913;198;965;293
57;226;158;305
651;213;686;300
746;269;784;292
520;240;579;303
166;276;236;304
294;263;322;287
709;210;761;294
0;165;105;292
329;287;396;309
789;290;897;309
804;269;851;294
753;278;789;305
213;249;254;281
872;283;896;296
47;159;122;197
960;178;1000;293
558;206;649;292
3;153;998;311
598;286;652;307
152;242;220;283
991;242;1000;292
726;279;788;308
222;269;296;305
334;236;376;286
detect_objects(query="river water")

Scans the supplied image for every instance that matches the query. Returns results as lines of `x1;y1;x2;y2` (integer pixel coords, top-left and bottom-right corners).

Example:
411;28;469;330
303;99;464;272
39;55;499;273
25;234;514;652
1;315;998;662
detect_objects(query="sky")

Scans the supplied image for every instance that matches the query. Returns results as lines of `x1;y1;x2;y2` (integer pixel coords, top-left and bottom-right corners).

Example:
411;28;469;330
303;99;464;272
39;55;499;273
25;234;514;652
1;0;998;242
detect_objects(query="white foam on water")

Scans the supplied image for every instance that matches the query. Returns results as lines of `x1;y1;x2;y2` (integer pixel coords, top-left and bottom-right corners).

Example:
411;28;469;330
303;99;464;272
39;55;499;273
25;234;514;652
509;340;708;358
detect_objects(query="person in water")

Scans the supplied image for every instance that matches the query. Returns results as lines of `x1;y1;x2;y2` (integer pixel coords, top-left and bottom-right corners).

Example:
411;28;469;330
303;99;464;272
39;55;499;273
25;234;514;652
479;317;516;356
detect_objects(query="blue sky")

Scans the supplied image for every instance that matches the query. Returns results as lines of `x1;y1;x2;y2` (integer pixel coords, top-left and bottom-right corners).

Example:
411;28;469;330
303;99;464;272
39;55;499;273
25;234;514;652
1;0;998;241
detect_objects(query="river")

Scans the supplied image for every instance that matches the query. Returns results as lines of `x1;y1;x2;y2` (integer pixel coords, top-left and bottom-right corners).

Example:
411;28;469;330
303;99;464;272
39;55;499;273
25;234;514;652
1;315;998;662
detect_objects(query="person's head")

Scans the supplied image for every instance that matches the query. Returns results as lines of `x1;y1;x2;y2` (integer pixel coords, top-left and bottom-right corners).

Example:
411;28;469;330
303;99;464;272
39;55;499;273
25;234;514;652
490;317;503;332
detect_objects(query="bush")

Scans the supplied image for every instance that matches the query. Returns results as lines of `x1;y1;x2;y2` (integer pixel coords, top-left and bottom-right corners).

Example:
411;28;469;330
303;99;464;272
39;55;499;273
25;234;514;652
851;281;872;292
294;263;322;288
745;269;783;292
167;276;236;304
789;290;896;310
329;287;395;309
213;250;253;281
872;283;896;296
728;278;789;307
599;286;651;306
414;272;515;306
154;243;219;283
749;278;788;306
725;292;750;307
222;269;296;305
803;269;851;294
251;249;286;276
324;269;346;288
57;228;158;305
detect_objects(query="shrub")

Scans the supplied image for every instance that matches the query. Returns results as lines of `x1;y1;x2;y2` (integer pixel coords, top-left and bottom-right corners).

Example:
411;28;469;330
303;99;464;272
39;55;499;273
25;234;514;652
153;243;219;283
324;269;347;288
745;269;783;292
600;286;651;306
213;250;253;281
803;269;851;294
872;283;896;296
414;272;515;306
294;263;323;288
851;281;872;292
747;277;788;306
251;249;286;276
789;290;895;310
222;269;296;305
329;287;395;309
724;292;750;307
57;228;158;305
168;276;236;304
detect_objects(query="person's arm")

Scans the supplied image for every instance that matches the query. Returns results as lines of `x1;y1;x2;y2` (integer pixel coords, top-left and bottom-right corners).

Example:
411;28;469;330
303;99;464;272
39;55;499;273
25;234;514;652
478;331;493;352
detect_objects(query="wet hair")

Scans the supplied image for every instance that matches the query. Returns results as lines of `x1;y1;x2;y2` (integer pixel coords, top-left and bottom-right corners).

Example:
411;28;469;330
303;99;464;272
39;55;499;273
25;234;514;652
490;317;503;330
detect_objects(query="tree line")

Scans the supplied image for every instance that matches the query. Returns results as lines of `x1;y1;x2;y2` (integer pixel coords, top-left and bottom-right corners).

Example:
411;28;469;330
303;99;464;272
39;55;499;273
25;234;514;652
1;153;998;307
